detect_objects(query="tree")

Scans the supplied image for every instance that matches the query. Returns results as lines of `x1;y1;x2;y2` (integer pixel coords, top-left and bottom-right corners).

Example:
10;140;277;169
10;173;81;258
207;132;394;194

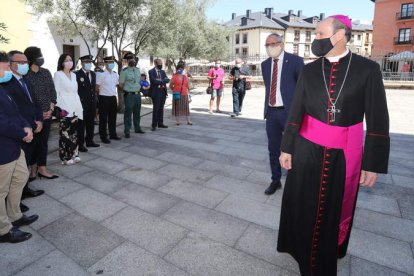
0;22;10;44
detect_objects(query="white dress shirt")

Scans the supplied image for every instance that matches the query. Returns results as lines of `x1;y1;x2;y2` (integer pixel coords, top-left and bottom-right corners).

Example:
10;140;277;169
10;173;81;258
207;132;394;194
96;70;119;97
54;71;83;120
269;51;285;107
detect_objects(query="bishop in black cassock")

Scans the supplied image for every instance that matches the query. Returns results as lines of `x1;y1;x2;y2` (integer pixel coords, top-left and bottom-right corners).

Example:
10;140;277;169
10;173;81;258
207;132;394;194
277;15;390;276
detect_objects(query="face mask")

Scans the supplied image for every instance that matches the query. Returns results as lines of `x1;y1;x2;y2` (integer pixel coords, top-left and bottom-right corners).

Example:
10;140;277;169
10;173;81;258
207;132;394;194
35;57;44;67
215;64;220;68
17;63;29;76
177;69;183;74
156;64;163;70
108;63;115;70
311;37;334;57
64;61;73;70
236;63;242;68
99;65;105;70
0;70;13;83
266;45;283;58
83;63;92;71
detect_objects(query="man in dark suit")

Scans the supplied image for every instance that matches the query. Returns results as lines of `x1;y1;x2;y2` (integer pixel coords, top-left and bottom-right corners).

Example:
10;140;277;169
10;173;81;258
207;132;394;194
0;51;38;243
261;34;304;195
75;55;100;152
148;59;170;131
3;50;45;200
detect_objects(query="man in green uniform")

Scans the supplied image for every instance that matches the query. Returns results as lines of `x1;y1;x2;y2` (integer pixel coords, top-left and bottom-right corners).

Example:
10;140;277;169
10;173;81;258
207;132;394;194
119;52;145;138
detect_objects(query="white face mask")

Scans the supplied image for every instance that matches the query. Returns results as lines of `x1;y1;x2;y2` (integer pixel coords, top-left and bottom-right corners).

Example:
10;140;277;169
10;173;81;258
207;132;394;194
236;63;242;68
64;61;73;70
266;45;283;58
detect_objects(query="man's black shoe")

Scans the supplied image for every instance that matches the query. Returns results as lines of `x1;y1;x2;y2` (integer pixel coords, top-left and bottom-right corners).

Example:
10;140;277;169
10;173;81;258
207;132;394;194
20;203;29;213
86;142;100;147
158;124;168;128
12;214;39;227
101;137;111;144
78;145;88;152
0;227;32;243
135;129;145;134
22;187;44;199
125;133;130;138
151;127;156;131
264;181;282;195
110;135;122;140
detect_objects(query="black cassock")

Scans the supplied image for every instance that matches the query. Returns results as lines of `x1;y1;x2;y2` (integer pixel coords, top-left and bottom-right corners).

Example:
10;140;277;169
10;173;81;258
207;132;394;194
277;52;390;276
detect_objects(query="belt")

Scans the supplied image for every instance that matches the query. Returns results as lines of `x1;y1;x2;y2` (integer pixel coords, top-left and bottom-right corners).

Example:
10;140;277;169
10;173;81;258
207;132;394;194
124;91;140;95
269;105;284;110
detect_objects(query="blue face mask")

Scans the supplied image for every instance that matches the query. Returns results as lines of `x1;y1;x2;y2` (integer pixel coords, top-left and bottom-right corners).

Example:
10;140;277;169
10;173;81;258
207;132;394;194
177;69;183;74
107;63;115;70
83;63;92;71
0;71;13;83
17;63;29;76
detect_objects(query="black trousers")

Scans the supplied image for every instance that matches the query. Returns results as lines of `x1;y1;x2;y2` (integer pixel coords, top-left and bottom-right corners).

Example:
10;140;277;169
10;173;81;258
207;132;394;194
30;119;52;166
98;96;117;138
78;107;96;146
151;92;166;128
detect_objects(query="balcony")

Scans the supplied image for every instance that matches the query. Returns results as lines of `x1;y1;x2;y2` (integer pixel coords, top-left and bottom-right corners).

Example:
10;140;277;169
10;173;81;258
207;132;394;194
394;36;414;45
396;12;414;20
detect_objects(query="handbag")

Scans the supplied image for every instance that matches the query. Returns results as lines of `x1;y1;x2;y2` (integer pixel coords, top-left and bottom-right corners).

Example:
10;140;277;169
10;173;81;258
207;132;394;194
173;75;185;101
206;80;213;94
245;81;252;90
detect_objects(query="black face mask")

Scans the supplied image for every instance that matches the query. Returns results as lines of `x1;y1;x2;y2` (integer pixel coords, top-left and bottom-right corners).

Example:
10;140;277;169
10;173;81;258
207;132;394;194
156;64;163;70
35;57;44;67
311;37;334;57
128;59;136;67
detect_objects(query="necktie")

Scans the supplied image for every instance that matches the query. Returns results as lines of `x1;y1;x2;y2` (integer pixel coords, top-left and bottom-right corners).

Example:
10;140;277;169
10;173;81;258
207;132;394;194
19;78;32;102
269;59;278;106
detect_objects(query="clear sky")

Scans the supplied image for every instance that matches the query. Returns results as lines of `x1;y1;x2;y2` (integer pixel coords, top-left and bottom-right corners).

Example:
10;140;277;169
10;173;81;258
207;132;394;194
206;0;375;23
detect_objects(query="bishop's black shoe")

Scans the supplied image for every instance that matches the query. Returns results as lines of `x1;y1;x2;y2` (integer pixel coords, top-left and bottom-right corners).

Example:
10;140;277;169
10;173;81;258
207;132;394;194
0;227;32;243
264;181;282;195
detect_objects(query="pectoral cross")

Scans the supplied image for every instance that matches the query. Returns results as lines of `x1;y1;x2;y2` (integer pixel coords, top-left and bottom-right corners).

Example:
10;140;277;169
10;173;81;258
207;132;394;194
327;105;341;122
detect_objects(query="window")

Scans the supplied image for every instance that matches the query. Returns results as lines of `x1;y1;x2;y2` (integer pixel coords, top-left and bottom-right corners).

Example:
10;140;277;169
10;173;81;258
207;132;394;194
304;45;310;57
357;35;361;40
242;33;248;44
293;44;299;55
294;30;300;41
242;47;248;56
235;34;240;44
306;31;311;42
235;48;240;55
401;3;414;18
399;28;411;42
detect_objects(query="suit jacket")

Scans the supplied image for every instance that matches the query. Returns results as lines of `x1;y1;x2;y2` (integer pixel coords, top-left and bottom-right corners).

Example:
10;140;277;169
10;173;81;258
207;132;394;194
148;68;169;97
0;86;30;164
261;51;304;119
3;75;43;129
75;69;97;110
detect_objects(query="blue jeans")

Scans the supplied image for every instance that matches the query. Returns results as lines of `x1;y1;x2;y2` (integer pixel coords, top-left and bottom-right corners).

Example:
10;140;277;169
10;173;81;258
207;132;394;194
232;87;245;113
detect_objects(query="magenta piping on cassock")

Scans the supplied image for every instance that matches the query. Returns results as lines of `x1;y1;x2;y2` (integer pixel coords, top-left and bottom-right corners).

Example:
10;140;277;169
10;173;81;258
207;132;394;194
299;114;363;245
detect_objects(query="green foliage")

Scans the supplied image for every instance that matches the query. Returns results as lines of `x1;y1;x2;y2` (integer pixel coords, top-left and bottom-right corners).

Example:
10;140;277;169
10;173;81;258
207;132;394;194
0;22;9;44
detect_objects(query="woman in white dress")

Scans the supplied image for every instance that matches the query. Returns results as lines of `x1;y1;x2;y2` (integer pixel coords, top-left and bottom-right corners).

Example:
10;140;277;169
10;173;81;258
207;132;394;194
53;54;83;165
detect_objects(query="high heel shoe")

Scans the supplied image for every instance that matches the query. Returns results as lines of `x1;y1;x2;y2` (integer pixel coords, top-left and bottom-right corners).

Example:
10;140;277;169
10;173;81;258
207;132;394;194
37;172;59;179
187;122;193;125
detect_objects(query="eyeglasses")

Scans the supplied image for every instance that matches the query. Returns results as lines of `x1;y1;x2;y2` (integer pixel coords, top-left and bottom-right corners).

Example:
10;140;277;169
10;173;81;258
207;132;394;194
264;42;282;47
10;60;28;65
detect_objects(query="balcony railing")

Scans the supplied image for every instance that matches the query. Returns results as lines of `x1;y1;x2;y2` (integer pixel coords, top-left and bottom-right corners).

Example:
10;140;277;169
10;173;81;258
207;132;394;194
394;36;414;45
396;12;414;20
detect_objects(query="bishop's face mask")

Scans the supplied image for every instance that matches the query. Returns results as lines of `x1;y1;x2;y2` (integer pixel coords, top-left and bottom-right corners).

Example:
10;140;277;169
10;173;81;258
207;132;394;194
311;36;334;57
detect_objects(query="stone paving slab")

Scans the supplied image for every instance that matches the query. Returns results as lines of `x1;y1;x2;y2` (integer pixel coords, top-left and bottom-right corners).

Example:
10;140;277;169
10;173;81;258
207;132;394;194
102;206;188;256
195;160;253;180
156;163;216;185
82;157;132;175
30;176;85;200
159;179;228;208
356;191;401;217
121;153;167;171
162;201;250;247
39;213;124;268
164;232;291;276
88;241;188;276
116;167;172;189
155;151;204;167
15;250;89;276
73;171;131;195
350;257;411;276
113;183;180;216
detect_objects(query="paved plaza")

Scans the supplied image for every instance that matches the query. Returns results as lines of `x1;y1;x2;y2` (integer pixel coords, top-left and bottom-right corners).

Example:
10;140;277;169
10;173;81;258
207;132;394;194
1;87;413;276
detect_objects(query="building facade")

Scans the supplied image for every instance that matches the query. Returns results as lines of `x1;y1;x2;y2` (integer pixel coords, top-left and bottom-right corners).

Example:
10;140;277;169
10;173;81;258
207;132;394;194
225;8;373;61
372;0;414;58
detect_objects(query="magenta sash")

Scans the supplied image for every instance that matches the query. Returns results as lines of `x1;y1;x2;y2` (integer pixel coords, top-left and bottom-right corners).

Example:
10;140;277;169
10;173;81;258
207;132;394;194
299;114;363;245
